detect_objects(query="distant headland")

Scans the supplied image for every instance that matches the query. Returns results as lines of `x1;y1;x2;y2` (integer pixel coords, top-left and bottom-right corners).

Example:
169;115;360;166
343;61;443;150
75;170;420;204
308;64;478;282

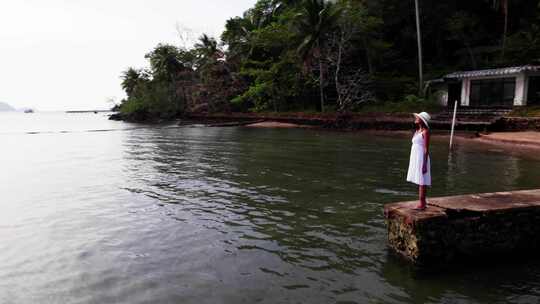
0;102;15;111
0;102;37;113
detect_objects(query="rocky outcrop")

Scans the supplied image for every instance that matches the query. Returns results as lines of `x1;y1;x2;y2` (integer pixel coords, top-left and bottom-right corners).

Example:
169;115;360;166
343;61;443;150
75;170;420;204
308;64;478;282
108;113;123;121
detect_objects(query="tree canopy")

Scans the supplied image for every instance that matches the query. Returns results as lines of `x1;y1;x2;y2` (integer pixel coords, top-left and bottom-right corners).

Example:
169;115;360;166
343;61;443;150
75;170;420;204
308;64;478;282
117;0;540;120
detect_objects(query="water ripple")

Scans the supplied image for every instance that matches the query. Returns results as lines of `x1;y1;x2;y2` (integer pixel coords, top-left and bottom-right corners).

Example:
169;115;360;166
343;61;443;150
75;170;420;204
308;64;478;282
1;115;540;303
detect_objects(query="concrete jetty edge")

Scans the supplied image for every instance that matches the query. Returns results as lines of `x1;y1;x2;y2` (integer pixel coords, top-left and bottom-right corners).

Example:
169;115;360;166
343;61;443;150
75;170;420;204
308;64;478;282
384;189;540;266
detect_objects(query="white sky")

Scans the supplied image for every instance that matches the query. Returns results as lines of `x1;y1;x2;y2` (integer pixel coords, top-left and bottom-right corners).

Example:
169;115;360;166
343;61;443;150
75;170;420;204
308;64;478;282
0;0;256;111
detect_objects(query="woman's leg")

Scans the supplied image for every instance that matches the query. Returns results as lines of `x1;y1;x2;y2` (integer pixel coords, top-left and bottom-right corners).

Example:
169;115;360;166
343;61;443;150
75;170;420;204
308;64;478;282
419;185;427;208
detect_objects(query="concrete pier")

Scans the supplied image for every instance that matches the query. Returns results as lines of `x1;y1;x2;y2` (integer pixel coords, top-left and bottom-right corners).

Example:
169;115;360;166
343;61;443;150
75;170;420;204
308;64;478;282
384;189;540;266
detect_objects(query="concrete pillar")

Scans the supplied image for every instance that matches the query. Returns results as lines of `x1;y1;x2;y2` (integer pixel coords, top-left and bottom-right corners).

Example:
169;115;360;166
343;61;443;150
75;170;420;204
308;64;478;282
523;75;529;105
514;74;527;106
435;90;448;106
461;78;470;106
442;90;448;106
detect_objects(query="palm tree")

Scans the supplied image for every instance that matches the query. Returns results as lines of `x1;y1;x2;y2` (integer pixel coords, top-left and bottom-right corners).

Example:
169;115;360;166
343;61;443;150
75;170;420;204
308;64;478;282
194;34;222;65
494;0;509;57
145;44;182;81
484;0;509;57
222;17;256;60
222;0;301;62
268;0;303;20
121;68;142;97
295;0;340;112
250;0;298;27
194;34;225;83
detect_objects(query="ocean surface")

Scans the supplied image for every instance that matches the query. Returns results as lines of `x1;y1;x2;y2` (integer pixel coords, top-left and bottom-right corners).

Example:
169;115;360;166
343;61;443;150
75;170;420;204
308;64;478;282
1;111;540;303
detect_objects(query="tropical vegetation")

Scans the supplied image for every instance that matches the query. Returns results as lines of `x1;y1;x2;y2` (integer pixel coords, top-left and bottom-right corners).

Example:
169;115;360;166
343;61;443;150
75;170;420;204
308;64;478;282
117;0;540;120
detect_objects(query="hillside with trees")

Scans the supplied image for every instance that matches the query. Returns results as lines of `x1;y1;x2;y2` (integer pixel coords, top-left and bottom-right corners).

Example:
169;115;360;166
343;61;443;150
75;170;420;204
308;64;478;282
116;0;540;121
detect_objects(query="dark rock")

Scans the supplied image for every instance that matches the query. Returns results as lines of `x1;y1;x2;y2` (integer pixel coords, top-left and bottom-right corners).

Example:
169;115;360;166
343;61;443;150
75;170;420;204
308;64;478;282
108;113;123;121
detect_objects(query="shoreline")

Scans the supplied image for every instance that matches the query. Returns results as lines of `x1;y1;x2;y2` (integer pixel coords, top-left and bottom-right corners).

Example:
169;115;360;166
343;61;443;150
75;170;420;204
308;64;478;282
239;121;540;158
111;112;540;155
244;121;315;128
475;132;540;148
112;111;540;132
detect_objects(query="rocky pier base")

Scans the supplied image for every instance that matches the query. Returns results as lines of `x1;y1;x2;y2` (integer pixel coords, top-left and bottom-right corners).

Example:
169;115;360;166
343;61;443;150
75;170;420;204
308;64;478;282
383;189;540;266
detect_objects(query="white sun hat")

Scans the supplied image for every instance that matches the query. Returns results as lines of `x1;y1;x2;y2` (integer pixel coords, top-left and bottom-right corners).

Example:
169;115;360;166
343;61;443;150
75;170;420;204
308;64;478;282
413;112;431;128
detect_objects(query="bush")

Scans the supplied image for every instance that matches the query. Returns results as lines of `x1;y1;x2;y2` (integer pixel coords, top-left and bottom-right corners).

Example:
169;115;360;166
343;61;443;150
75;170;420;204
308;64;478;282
509;106;540;117
120;80;183;120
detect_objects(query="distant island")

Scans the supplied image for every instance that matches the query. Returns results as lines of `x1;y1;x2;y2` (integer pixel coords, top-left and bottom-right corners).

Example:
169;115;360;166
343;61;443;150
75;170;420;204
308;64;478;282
0;102;37;113
0;102;15;112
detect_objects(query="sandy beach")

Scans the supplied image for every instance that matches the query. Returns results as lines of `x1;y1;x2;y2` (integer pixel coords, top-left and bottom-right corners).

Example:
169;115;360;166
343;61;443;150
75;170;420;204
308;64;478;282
245;121;313;128
477;132;540;148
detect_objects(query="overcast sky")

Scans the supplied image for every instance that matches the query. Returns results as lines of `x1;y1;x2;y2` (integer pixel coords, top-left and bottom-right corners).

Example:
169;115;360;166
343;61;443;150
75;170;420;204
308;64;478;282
0;0;256;111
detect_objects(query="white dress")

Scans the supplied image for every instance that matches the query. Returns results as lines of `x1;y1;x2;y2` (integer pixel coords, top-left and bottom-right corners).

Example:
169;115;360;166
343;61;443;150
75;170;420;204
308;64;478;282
406;131;431;186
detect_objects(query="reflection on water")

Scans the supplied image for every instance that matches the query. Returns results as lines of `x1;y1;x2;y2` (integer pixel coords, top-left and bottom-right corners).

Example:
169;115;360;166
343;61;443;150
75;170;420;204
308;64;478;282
0;113;540;303
444;143;524;193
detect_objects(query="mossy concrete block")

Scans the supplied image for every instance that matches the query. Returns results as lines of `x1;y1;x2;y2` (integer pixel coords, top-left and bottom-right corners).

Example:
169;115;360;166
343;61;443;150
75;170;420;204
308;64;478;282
384;189;540;266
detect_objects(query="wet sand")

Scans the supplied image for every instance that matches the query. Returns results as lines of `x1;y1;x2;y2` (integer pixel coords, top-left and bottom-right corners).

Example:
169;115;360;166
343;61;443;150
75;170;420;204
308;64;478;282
245;121;313;128
478;132;540;147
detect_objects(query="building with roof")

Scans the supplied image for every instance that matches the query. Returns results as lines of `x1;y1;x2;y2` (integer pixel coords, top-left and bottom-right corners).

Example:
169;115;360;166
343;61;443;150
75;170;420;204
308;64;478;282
433;65;540;108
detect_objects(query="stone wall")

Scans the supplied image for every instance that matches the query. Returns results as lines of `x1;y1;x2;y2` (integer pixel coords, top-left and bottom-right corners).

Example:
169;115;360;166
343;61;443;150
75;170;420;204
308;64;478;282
490;117;540;131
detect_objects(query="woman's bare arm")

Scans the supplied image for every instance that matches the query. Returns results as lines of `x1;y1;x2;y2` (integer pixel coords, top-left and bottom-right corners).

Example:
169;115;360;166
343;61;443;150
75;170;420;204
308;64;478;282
422;130;430;174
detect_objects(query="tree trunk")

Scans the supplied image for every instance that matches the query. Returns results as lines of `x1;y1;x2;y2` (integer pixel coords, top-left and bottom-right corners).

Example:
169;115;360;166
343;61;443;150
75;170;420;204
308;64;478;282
465;42;478;69
182;86;187;113
362;37;374;75
272;91;278;112
335;32;344;111
318;47;325;113
414;0;424;97
502;0;508;58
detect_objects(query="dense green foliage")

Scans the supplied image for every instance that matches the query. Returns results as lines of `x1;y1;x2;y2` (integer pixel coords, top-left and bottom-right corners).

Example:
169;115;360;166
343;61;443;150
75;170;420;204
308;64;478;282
118;0;540;119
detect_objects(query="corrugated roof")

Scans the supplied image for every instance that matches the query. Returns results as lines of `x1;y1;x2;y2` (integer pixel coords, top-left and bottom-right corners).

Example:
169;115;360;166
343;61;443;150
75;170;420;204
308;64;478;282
444;65;540;79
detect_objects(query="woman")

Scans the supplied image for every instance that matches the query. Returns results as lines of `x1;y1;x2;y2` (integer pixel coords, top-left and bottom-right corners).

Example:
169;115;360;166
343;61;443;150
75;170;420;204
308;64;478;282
406;112;431;210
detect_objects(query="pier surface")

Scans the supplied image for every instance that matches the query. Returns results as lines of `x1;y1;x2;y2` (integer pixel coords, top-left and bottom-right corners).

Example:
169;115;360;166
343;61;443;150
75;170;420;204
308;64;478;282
384;189;540;266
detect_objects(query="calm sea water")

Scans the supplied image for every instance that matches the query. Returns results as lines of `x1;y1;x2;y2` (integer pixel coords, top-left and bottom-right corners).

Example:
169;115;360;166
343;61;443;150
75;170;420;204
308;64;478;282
1;112;540;303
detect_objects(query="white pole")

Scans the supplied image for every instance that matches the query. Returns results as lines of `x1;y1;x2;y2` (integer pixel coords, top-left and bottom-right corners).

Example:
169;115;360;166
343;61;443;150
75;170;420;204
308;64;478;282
449;100;458;149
